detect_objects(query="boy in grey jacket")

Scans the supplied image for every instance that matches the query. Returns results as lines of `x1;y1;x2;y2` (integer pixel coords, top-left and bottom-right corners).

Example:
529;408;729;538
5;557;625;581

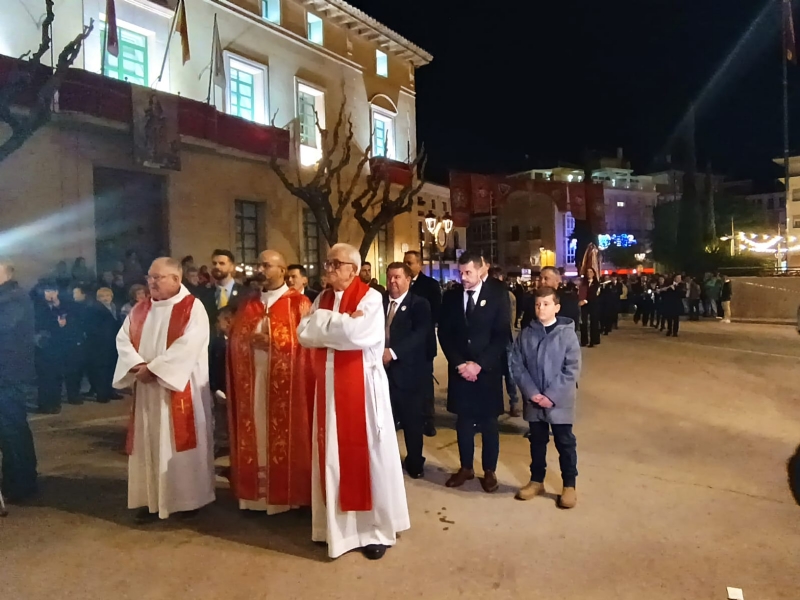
509;286;582;509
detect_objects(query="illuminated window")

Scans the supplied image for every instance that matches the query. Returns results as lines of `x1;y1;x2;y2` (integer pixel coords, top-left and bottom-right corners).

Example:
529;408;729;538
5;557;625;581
376;49;388;77
617;201;625;207
307;13;323;45
262;0;280;24
372;109;395;158
297;82;325;165
226;55;267;124
102;25;148;86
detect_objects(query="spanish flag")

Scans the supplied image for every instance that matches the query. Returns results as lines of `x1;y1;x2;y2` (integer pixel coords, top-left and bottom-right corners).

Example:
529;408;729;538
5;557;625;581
175;0;191;64
785;0;796;64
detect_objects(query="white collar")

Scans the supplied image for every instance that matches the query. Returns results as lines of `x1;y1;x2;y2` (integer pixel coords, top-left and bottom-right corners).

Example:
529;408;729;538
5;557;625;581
262;283;288;298
465;280;483;296
151;285;191;307
388;290;408;308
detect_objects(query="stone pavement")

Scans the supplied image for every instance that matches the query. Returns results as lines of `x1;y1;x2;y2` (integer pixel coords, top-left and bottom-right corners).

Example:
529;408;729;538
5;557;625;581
2;319;800;599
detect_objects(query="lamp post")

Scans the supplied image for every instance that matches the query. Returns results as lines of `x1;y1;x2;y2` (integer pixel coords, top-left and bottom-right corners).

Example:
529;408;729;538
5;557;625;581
425;210;454;284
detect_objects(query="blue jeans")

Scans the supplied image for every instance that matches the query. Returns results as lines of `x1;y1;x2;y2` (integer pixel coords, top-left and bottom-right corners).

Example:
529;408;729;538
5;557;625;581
528;422;577;488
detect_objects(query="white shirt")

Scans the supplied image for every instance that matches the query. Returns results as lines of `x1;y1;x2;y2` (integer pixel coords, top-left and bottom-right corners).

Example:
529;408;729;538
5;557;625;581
385;291;407;361
261;283;288;310
463;280;483;313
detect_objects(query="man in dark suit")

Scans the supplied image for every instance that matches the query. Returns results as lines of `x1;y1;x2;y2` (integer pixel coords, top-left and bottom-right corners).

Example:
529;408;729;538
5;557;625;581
383;262;432;479
203;249;247;325
86;287;123;403
541;267;580;333
287;263;319;303
438;251;510;493
404;250;441;437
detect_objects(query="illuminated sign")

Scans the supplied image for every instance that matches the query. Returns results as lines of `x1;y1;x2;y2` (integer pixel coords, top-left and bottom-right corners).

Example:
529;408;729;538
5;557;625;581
598;233;636;250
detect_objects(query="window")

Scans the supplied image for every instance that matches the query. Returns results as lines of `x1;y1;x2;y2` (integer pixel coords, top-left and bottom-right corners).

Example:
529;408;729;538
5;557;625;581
616;201;625;208
768;198;775;210
443;202;448;212
302;208;320;274
376;49;388;77
297;82;325;165
372;109;395;158
235;201;263;265
432;199;436;210
453;230;461;250
226;55;267;124
262;0;280;24
510;226;520;242
102;25;148;86
794;218;800;229
564;212;576;265
307;13;323;45
527;226;541;240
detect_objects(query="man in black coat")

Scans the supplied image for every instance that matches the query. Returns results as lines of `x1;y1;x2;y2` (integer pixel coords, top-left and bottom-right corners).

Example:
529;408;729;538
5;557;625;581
86;287;122;403
34;281;74;414
383;262;432;479
523;267;580;334
438;251;510;493
203;250;247;325
0;259;38;502
404;250;441;437
287;264;319;303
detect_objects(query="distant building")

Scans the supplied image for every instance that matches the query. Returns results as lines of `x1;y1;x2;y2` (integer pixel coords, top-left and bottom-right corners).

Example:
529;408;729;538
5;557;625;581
743;192;786;230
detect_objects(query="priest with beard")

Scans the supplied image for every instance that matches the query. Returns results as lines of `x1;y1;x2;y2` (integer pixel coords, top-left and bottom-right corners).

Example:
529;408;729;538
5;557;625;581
227;250;314;514
298;243;409;561
114;258;215;523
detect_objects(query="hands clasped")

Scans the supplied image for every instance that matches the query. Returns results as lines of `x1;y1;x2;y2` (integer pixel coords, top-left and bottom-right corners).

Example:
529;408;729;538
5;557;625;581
129;363;156;384
531;394;554;408
457;361;481;382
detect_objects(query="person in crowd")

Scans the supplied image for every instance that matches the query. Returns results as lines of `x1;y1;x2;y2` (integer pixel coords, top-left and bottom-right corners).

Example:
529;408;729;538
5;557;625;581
121;284;148;319
71;257;95;286
404;250;442;438
704;272;721;318
34;282;73;413
598;274;620;336
0;258;38;502
209;306;233;459
198;265;212;286
537;266;580;335
640;280;657;327
720;274;733;323
631;275;648;325
489;266;521;417
298;243;409;561
227;250;313;516
123;250;145;287
111;272;127;308
99;270;115;289
54;260;71;292
181;256;195;272
287;263;319;302
509;286;581;509
653;275;667;330
383;262;433;478
359;262;386;294
662;275;686;338
618;274;630;315
438;251;510;494
87;287;123;403
206;250;246;324
65;284;93;404
578;267;601;347
688;276;702;321
183;266;202;293
114;257;215;523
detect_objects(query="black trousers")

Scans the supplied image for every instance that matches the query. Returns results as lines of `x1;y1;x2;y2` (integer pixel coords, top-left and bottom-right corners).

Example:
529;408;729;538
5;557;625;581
64;343;86;402
456;414;499;472
689;299;701;320
422;359;435;425
641;308;654;327
36;350;64;411
389;381;425;473
666;315;680;336
528;422;577;488
0;383;38;500
92;360;116;402
580;306;601;346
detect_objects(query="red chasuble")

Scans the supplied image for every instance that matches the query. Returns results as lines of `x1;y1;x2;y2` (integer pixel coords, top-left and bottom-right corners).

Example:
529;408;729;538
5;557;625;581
314;278;372;512
227;288;314;506
125;295;198;455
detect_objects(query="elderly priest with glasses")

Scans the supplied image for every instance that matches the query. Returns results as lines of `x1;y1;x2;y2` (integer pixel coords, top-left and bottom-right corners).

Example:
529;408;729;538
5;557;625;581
297;243;409;561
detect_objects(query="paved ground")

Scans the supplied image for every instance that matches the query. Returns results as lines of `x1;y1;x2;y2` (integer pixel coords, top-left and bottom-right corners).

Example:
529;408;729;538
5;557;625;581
2;318;800;600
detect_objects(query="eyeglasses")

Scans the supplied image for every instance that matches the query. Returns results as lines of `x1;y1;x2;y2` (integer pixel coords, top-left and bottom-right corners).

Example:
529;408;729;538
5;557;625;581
146;274;175;282
323;259;355;271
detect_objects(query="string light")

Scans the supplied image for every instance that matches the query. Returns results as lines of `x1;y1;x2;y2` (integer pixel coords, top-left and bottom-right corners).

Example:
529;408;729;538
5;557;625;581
723;232;794;254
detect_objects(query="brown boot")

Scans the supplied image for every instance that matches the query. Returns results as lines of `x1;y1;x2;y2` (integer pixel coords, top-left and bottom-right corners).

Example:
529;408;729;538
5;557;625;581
515;481;545;501
558;487;577;509
480;470;499;493
445;468;475;488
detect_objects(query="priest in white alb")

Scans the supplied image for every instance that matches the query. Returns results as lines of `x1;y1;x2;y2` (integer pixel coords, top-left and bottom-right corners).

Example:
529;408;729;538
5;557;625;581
298;243;410;561
114;257;215;524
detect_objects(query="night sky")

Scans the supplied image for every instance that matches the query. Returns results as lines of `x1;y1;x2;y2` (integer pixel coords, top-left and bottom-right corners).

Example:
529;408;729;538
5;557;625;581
349;0;800;188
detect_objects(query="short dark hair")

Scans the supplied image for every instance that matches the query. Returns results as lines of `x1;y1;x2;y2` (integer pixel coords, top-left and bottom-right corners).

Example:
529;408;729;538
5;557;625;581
535;285;560;304
363;261;372;268
287;264;307;276
128;284;147;304
212;249;235;263
73;284;90;295
181;255;194;265
404;250;422;261
489;266;505;279
217;306;235;319
386;262;413;278
540;266;559;277
186;266;199;275
458;250;482;266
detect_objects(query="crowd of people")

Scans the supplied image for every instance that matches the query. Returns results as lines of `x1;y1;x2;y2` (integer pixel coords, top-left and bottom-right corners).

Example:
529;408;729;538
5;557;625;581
0;244;735;562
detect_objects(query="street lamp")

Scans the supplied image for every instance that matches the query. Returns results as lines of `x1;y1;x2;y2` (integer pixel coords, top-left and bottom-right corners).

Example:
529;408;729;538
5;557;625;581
425;210;454;284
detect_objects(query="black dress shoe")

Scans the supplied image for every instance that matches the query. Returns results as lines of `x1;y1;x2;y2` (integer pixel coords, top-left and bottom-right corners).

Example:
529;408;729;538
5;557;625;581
37;406;61;415
423;422;436;437
67;398;84;406
175;509;200;520
109;392;124;400
404;460;425;479
134;508;158;524
362;544;388;560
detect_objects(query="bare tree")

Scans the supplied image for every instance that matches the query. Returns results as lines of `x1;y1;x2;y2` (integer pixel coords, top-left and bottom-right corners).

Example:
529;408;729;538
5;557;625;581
0;0;94;163
269;97;426;260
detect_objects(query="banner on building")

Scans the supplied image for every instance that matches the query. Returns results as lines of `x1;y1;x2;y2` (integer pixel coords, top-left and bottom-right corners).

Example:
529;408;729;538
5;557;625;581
131;86;181;171
449;170;473;227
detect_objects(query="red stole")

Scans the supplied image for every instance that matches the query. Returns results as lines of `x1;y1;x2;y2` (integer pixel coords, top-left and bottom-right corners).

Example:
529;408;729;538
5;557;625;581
314;278;372;512
125;295;198;455
227;289;313;505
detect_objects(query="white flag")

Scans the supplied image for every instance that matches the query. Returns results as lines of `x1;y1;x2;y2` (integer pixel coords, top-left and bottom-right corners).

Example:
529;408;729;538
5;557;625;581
212;15;226;90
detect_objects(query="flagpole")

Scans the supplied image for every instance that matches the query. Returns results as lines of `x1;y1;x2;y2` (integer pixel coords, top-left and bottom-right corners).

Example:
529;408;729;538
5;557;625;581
207;14;217;104
156;0;180;85
783;0;791;227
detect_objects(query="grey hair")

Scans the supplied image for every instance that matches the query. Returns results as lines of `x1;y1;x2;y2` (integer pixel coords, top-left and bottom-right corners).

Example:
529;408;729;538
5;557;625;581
151;256;183;278
330;243;361;270
0;257;14;278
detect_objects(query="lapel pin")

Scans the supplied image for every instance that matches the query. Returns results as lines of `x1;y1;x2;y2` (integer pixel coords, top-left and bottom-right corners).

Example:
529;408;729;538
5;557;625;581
232;290;238;296
480;299;487;307
401;305;407;311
